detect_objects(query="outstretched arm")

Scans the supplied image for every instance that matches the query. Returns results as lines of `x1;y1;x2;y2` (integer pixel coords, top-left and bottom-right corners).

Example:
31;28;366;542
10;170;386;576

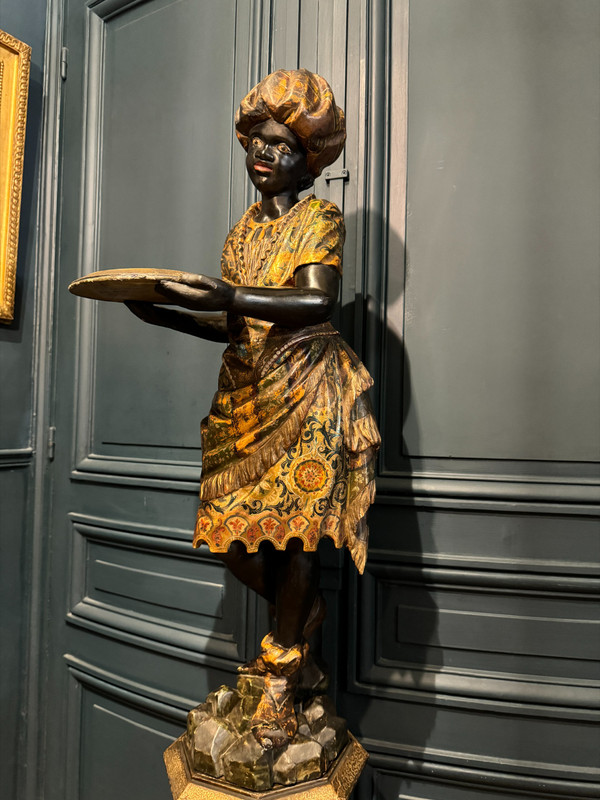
125;303;229;343
156;263;340;328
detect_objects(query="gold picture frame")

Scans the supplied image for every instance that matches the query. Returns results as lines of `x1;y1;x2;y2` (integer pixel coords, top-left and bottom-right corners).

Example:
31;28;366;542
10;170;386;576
0;29;31;324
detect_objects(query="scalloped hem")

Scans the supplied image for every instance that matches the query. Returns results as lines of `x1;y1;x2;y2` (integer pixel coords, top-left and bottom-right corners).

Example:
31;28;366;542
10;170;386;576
193;479;375;574
194;528;334;554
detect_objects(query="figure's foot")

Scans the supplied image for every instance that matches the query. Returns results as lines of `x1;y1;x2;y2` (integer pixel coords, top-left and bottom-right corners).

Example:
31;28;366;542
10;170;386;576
249;634;305;750
236;602;279;675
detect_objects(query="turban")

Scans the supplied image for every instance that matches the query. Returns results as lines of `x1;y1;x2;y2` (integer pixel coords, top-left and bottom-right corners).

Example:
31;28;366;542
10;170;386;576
235;69;346;177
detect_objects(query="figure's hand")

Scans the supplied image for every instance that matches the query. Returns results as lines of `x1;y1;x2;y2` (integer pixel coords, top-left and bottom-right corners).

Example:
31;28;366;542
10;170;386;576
156;274;235;312
125;300;172;326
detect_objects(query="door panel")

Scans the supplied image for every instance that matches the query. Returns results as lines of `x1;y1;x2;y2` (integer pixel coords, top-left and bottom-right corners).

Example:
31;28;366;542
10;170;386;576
69;516;244;658
42;1;599;799
71;673;183;800
74;0;236;480
400;0;600;464
46;2;268;798
346;2;600;798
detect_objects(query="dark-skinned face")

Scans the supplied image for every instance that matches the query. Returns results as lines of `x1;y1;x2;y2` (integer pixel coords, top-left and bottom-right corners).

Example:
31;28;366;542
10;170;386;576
246;119;310;196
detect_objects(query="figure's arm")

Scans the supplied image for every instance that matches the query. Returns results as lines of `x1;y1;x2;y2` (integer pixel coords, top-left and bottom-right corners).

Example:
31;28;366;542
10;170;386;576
233;263;339;326
156;264;340;328
125;302;229;343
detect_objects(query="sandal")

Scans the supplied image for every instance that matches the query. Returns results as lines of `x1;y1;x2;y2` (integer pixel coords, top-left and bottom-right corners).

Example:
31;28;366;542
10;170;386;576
238;594;324;675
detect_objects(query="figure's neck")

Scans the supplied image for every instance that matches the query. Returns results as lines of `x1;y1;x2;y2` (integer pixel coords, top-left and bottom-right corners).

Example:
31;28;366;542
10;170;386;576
255;191;300;222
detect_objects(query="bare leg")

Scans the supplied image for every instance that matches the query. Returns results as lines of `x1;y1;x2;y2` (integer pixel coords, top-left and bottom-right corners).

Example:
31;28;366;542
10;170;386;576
217;538;321;748
217;539;321;646
216;541;276;604
273;538;320;648
249;540;319;749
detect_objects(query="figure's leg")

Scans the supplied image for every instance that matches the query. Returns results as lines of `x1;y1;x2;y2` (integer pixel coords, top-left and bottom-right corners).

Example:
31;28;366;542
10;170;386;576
273;538;320;648
250;539;322;749
216;541;276;604
216;540;323;643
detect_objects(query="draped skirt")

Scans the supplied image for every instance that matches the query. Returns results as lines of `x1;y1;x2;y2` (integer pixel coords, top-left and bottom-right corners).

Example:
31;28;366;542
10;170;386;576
193;323;380;573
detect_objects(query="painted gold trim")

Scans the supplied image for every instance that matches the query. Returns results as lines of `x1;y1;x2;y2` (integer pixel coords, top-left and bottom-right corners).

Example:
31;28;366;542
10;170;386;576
0;29;31;323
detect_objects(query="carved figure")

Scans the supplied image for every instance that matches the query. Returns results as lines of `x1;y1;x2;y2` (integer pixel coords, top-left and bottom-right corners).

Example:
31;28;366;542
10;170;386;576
127;69;380;752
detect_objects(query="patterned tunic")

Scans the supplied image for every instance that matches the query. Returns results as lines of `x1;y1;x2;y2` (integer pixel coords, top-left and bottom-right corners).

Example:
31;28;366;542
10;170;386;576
193;195;380;573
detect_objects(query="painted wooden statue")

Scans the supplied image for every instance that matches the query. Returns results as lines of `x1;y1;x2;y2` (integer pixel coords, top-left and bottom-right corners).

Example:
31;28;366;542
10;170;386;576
71;71;380;785
127;69;380;751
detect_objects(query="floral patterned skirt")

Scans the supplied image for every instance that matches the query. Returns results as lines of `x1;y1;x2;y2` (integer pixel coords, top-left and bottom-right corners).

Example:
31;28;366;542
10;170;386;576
193;323;379;573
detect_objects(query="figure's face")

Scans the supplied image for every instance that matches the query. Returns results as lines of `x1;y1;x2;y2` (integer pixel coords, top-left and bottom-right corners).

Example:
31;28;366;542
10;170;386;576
246;119;310;195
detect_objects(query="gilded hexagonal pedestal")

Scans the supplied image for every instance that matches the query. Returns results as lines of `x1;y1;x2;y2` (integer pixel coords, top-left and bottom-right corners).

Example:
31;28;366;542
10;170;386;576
164;732;368;799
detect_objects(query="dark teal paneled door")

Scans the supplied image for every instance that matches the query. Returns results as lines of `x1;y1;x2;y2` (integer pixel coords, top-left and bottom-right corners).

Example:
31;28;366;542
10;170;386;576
44;1;269;798
40;2;600;799
342;2;600;798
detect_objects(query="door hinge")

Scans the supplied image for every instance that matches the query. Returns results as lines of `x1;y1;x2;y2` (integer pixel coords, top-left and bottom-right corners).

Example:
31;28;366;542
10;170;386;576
60;47;68;80
48;426;56;461
324;168;349;183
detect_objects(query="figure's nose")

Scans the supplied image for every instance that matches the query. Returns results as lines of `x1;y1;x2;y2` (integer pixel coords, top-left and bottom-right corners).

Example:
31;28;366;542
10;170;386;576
257;142;275;161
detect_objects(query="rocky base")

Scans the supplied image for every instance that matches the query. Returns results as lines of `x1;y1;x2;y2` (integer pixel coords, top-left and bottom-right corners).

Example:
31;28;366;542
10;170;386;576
184;675;348;792
165;732;368;800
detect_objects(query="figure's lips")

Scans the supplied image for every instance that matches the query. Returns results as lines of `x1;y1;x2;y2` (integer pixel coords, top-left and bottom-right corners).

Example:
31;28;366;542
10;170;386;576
253;162;273;174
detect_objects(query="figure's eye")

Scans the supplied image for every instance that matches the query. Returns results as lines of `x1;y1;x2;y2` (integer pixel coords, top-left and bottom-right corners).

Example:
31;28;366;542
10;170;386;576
277;142;292;155
251;136;263;148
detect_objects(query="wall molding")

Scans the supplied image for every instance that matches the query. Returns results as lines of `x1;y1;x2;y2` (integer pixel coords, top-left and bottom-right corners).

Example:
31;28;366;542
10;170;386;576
65;654;191;719
0;447;33;468
376;475;600;515
71;2;207;486
346;559;600;717
348;663;600;722
22;0;64;798
365;561;600;597
374;490;600;517
363;752;600;799
230;0;270;226
69;517;246;663
66;611;243;675
69;511;194;542
87;0;152;20
358;663;600;713
64;651;185;800
72;455;200;491
70;0;266;492
367;548;600;579
362;741;600;787
361;0;600;510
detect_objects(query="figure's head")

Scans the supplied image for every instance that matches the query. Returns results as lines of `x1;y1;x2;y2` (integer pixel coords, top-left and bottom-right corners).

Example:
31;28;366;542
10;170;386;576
244;118;312;195
235;69;346;189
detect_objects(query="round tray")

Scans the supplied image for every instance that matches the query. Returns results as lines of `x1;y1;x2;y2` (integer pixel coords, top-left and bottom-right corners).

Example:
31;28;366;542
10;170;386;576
68;268;194;303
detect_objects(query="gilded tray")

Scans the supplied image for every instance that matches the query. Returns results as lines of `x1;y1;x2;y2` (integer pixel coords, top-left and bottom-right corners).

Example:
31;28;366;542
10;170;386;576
68;268;194;303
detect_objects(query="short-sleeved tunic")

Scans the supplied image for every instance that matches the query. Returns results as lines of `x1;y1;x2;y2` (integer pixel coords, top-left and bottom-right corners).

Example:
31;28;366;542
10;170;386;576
193;195;380;573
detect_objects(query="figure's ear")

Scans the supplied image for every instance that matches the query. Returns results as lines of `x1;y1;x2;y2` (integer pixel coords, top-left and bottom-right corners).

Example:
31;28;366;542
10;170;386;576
298;172;314;192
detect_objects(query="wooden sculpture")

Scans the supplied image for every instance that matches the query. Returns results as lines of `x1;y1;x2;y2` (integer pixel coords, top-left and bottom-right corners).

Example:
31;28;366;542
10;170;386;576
70;69;379;796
